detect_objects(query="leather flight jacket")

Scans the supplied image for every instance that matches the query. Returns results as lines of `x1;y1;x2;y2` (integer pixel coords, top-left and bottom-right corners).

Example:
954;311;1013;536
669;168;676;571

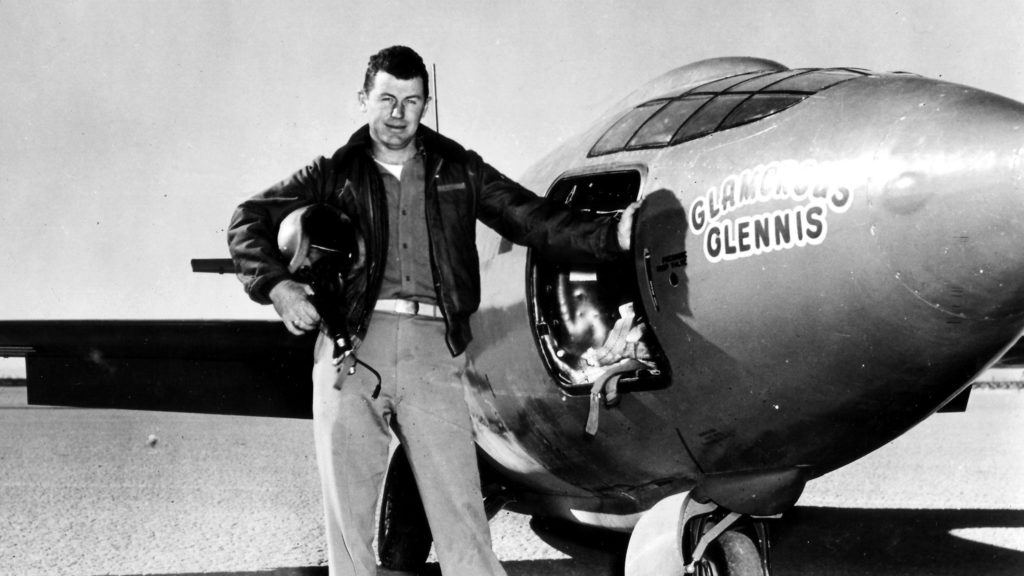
228;125;623;356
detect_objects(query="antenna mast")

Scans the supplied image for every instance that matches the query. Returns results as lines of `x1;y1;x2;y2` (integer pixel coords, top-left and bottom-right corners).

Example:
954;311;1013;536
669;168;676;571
433;63;439;133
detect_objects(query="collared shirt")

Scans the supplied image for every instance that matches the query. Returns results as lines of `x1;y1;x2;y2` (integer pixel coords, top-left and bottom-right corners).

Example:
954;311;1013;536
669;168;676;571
374;151;436;304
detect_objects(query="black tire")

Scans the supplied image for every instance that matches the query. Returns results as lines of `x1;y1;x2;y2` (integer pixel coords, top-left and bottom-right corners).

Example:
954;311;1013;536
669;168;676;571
697;529;764;576
377;444;433;571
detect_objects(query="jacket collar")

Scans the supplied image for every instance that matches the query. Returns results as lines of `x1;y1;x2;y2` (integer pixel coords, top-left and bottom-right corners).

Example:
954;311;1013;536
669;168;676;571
341;124;469;165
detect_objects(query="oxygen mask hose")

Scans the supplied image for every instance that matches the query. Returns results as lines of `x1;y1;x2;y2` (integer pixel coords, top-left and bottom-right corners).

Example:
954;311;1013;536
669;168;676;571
330;352;383;398
330;332;383;398
299;259;383;399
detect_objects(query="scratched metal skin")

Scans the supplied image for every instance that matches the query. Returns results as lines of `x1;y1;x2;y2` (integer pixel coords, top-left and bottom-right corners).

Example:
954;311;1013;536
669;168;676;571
463;58;1024;524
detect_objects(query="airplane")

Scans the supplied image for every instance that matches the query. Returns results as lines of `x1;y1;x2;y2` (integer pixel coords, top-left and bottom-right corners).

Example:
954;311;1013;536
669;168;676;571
4;56;1024;575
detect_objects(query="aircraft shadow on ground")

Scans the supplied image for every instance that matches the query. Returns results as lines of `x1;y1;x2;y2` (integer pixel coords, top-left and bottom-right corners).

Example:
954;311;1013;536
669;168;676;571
106;506;1024;576
772;506;1024;576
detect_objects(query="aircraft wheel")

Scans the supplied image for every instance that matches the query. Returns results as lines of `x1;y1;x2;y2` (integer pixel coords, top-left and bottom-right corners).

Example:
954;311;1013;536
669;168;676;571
377;443;433;571
693;528;763;576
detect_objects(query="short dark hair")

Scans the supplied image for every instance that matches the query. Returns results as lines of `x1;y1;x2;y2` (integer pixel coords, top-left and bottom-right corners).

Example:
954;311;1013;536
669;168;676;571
363;46;430;99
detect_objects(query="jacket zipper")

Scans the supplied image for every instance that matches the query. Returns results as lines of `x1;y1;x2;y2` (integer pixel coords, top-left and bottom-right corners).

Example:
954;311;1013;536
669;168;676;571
425;157;455;349
360;171;384;342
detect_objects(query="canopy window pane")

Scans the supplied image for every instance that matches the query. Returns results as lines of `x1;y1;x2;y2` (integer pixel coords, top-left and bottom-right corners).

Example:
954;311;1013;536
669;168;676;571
770;69;863;93
589;101;667;156
627;96;712;148
725;69;806;93
688;71;769;94
720;94;807;130
671;94;747;144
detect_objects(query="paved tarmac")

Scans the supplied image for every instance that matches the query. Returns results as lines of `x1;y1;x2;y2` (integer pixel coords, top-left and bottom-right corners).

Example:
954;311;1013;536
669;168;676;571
1;386;1022;576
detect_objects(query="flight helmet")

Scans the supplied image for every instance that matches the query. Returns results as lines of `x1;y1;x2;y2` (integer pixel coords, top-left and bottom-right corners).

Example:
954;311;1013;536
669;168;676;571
277;204;362;275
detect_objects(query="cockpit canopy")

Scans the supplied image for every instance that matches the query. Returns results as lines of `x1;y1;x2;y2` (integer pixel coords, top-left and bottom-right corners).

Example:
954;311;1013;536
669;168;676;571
589;68;875;156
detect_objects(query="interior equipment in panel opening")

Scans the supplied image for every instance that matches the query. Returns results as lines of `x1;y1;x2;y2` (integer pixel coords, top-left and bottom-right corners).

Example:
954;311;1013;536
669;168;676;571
529;170;669;396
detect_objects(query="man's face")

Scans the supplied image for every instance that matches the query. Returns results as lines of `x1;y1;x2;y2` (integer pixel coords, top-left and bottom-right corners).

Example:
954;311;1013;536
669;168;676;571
359;71;429;153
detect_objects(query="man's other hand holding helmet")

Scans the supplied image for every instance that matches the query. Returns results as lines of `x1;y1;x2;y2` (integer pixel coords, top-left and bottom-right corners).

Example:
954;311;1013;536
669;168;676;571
270;280;321;335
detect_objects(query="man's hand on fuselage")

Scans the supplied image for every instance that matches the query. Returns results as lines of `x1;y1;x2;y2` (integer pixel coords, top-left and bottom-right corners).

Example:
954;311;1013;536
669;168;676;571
270;279;321;335
617;201;640;252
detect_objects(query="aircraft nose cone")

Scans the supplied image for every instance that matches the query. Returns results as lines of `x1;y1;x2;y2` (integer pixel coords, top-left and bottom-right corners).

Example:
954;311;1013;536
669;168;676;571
868;88;1024;322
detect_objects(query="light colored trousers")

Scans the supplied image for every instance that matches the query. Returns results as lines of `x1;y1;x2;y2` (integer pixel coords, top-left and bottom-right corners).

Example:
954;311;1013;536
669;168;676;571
312;311;507;576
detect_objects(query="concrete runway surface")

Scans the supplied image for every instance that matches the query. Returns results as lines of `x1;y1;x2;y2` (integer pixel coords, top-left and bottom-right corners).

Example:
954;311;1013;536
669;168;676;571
1;386;1022;576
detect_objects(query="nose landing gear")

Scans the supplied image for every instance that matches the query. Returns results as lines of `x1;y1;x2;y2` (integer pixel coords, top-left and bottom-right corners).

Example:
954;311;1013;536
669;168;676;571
686;510;768;576
625;492;771;576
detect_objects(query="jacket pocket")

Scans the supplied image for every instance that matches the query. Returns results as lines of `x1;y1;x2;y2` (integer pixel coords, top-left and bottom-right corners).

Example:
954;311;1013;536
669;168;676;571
437;182;467;192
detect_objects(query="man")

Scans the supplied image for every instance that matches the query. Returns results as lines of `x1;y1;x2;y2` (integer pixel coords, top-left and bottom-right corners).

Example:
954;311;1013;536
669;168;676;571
228;46;637;576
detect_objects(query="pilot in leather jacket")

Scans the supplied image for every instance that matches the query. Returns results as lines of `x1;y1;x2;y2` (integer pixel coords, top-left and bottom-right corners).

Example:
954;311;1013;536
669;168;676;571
227;124;625;357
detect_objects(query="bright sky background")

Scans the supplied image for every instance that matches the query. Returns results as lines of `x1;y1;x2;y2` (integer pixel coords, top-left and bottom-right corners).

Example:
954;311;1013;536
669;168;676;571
3;0;1024;374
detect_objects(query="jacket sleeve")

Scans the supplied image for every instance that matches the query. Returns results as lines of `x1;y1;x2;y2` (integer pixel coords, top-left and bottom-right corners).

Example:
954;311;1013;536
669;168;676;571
472;154;624;262
226;157;328;304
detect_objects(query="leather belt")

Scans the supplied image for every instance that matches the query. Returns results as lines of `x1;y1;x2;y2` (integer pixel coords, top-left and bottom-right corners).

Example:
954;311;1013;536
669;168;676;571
374;298;443;318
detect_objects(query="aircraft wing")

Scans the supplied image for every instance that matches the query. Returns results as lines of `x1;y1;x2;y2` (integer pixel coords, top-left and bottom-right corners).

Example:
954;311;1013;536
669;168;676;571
994;335;1024;368
0;320;315;418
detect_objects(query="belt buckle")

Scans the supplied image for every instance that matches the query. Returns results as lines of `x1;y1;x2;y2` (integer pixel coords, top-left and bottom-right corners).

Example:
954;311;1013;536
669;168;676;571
397;300;419;315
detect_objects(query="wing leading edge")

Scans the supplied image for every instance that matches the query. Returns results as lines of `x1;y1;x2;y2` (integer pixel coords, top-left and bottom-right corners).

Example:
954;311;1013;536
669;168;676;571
0;320;315;418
